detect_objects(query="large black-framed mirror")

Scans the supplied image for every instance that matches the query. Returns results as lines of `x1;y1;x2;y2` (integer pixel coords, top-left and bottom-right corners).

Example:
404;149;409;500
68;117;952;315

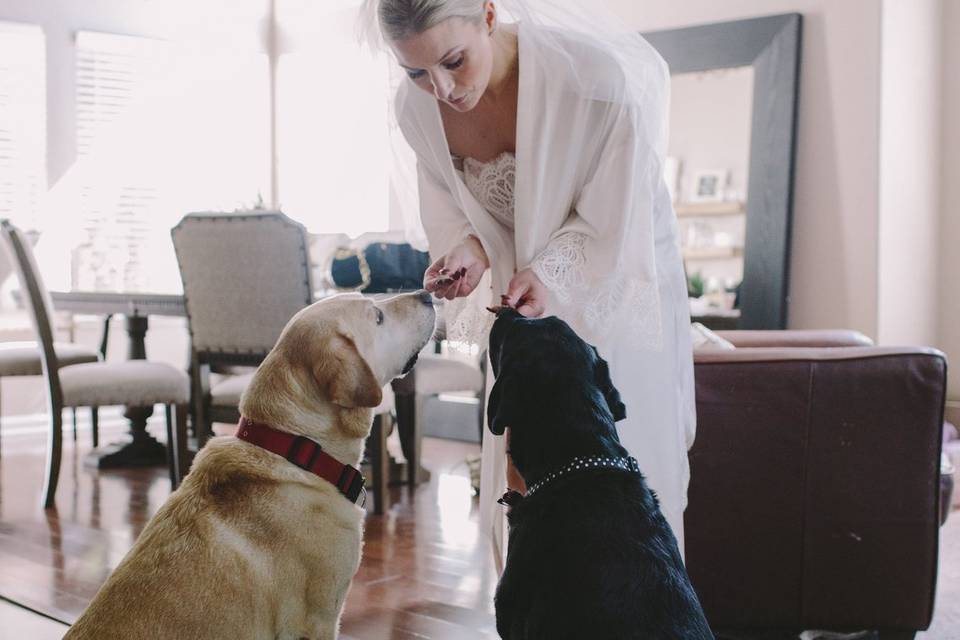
644;13;802;329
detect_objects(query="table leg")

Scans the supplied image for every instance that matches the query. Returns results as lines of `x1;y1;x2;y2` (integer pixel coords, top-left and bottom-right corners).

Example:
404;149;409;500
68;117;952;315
84;315;167;469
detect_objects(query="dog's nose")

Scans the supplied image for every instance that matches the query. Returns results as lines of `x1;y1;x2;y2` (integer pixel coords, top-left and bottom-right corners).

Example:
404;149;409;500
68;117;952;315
415;290;434;306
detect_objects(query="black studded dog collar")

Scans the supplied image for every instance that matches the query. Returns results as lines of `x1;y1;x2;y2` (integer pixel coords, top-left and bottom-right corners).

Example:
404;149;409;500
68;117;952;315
499;455;642;507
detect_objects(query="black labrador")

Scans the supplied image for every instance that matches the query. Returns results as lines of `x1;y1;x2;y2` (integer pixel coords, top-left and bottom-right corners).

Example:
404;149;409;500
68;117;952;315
487;308;713;640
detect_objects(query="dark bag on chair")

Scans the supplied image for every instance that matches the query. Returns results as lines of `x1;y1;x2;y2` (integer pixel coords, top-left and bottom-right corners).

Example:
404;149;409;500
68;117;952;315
331;242;430;293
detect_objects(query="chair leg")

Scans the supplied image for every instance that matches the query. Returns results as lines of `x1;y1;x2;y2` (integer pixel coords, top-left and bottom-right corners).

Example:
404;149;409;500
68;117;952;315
164;405;175;487
42;404;64;508
91;407;99;448
367;414;389;515
878;632;916;640
165;404;189;488
395;389;420;487
72;408;78;442
196;361;214;447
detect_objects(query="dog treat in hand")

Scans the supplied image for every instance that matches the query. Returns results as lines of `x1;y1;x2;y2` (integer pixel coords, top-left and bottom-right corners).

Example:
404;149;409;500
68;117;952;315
428;267;467;289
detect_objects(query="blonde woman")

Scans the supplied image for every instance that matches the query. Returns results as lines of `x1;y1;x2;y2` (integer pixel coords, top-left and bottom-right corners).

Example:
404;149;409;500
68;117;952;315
363;0;695;559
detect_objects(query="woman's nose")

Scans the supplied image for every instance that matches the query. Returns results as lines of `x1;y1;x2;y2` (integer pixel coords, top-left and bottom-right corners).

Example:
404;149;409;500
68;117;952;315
429;72;454;101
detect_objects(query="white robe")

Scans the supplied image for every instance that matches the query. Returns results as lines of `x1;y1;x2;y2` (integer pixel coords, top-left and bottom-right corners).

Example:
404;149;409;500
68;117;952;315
396;22;696;558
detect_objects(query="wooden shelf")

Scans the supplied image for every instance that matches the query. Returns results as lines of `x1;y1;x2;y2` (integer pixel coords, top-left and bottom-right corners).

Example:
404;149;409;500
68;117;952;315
675;201;746;217
683;246;744;260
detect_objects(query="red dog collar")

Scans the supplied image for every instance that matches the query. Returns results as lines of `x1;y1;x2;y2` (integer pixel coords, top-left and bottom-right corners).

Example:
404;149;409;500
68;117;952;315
236;417;366;506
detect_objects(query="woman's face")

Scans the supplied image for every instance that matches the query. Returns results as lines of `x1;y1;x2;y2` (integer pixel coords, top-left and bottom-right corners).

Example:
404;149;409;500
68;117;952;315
389;16;494;112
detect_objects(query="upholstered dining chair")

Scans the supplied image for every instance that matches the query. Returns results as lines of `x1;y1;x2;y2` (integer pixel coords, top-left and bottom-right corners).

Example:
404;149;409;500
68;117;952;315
0;231;101;454
0;220;190;508
392;350;486;486
171;211;317;443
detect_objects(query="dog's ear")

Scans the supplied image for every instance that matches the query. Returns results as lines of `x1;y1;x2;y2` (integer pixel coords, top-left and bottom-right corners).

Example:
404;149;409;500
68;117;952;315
594;351;627;422
313;334;383;409
487;373;521;435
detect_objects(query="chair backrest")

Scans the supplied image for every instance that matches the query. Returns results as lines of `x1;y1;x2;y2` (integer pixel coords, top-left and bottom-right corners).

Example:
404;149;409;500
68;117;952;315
171;212;314;362
0;219;63;406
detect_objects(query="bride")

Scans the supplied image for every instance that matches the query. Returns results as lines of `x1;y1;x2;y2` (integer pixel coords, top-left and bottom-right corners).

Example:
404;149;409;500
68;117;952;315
363;0;695;558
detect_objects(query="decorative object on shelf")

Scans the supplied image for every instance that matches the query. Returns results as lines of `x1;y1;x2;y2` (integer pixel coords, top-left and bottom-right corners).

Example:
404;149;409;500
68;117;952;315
690;169;729;203
687;270;705;299
664;156;681;204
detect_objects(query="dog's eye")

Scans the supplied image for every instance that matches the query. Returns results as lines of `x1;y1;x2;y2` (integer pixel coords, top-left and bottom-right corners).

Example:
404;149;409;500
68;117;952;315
374;308;384;325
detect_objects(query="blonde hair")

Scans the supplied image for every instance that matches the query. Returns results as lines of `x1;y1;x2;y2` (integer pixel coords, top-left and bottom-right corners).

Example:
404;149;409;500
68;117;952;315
377;0;487;41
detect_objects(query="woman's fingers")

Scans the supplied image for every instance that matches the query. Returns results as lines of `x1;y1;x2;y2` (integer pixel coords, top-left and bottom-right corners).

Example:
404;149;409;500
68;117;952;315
503;269;546;316
504;280;529;308
516;299;544;318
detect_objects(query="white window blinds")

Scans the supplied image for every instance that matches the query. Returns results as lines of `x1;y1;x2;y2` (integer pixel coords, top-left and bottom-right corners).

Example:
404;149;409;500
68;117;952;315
74;31;165;292
72;30;270;293
0;22;46;229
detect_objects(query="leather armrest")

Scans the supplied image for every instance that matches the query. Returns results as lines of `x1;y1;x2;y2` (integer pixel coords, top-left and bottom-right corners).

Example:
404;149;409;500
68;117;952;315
694;345;942;364
714;329;874;349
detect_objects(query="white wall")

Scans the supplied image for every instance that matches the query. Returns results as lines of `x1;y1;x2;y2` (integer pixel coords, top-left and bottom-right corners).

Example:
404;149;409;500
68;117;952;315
605;0;884;336
878;0;942;347
939;0;960;408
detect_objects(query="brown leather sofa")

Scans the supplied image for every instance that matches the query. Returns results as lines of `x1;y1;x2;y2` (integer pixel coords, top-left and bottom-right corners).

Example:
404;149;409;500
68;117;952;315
685;330;948;639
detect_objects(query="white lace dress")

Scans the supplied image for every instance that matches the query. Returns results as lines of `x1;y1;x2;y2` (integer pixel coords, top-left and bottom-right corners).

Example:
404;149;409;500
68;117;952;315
456;150;690;562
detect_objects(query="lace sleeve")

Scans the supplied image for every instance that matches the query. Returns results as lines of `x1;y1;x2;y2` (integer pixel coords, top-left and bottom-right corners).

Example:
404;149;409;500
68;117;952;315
531;231;662;351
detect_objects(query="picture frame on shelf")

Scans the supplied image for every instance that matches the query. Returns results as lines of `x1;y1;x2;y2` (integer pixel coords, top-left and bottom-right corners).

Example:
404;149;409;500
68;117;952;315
690;169;728;203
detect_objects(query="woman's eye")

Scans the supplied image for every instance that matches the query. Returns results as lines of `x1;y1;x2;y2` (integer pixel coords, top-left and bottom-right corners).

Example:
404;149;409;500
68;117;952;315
406;69;426;80
375;308;384;325
444;55;464;70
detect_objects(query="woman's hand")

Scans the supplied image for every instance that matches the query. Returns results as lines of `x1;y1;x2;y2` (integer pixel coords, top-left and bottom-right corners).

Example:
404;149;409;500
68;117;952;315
424;235;489;300
504;268;548;317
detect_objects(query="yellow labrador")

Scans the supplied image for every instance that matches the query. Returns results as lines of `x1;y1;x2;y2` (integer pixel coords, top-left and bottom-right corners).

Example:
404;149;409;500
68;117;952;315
65;291;436;640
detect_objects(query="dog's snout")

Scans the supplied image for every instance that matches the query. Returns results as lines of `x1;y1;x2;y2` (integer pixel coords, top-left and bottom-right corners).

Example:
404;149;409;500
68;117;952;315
415;290;433;306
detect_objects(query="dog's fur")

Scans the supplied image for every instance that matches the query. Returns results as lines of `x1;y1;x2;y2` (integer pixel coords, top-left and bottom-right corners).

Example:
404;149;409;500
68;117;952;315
65;292;436;640
487;309;713;640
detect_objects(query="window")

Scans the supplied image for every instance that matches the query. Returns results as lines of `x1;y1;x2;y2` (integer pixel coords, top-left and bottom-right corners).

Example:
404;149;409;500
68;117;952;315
71;30;270;293
0;22;46;229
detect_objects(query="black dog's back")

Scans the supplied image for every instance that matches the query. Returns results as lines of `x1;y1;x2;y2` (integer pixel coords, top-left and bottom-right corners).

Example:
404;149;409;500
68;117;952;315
495;471;713;640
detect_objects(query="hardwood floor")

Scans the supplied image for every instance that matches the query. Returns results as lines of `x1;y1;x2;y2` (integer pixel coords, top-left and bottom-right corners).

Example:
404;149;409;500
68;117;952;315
0;420;498;638
2;420;958;639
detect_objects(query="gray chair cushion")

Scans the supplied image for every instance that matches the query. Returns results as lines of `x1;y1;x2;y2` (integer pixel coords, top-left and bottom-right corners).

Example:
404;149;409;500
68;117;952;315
0;341;100;376
211;372;254;407
60;361;190;408
414;354;484;396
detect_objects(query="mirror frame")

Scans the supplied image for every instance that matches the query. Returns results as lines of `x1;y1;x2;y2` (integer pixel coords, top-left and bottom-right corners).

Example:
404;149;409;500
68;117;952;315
644;13;802;329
